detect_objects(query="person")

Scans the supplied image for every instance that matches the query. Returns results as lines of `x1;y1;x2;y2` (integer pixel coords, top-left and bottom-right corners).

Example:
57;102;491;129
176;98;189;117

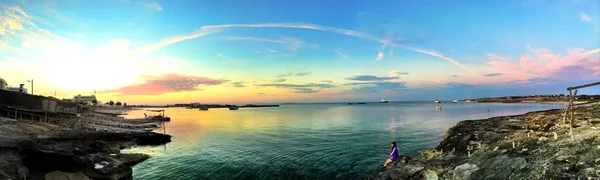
383;141;400;168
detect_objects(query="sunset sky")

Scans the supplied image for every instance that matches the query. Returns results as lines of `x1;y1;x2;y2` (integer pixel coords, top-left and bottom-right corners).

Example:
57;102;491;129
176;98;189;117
1;0;599;104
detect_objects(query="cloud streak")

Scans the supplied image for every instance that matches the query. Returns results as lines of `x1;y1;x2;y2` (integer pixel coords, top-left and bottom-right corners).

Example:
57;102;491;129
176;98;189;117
227;36;316;52
141;23;470;71
484;73;503;77
102;74;228;95
376;50;384;61
580;12;592;22
347;75;399;81
256;82;335;93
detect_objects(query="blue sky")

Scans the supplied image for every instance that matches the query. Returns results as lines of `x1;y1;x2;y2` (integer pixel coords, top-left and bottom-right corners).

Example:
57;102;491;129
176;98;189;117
0;0;599;104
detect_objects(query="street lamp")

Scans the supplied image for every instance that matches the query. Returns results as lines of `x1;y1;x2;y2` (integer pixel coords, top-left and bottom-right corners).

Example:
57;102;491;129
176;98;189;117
27;79;33;95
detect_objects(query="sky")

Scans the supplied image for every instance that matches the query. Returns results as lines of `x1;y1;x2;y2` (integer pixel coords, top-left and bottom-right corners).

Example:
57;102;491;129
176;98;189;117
0;0;599;105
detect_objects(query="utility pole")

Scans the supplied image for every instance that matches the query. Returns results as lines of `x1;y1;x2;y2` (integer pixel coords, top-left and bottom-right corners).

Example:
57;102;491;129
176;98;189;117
27;79;33;95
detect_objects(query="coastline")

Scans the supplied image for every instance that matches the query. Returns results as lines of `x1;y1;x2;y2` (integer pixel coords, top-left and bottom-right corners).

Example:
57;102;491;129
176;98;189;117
370;104;600;179
0;113;170;179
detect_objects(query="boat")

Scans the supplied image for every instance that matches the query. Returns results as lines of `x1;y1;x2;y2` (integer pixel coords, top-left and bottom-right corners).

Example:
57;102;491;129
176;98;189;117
466;93;473;103
453;100;458;103
357;102;366;104
434;99;441;103
436;105;442;110
229;107;239;110
146;110;170;121
380;99;389;103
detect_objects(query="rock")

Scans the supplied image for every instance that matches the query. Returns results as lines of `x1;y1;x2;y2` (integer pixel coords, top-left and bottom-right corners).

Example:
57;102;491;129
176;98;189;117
452;163;479;180
113;153;149;166
44;171;89;180
538;137;548;142
529;115;556;131
422;169;439;180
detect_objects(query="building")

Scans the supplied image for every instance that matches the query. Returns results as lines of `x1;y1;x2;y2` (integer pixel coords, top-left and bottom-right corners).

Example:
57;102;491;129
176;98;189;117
72;95;97;105
0;78;6;90
6;84;28;94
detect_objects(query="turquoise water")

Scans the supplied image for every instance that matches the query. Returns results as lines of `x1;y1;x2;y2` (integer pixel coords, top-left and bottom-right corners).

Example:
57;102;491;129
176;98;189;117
122;102;564;179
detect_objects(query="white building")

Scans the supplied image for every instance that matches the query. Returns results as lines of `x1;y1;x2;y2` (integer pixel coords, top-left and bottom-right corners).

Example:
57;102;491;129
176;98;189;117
6;84;28;94
72;95;97;105
0;78;7;90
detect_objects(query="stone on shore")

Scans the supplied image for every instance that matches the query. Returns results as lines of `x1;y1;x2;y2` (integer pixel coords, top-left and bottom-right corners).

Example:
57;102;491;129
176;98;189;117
44;171;90;180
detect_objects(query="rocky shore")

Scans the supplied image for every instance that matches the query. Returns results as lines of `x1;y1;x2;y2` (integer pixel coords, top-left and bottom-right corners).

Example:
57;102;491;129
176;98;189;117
0;115;171;180
371;104;600;179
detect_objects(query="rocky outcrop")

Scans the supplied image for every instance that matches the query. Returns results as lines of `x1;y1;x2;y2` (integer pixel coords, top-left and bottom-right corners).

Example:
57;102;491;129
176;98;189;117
371;105;600;180
0;125;170;180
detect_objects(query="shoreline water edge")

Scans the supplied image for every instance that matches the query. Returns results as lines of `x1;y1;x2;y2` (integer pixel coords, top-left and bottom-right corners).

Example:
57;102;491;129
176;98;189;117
370;104;600;179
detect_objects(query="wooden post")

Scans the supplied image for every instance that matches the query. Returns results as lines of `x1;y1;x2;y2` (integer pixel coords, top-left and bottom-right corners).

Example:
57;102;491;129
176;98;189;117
570;90;577;140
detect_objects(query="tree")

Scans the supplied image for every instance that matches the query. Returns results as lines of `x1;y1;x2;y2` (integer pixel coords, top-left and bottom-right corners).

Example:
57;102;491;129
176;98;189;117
109;101;114;105
105;102;109;105
91;99;98;106
123;103;127;107
116;102;122;106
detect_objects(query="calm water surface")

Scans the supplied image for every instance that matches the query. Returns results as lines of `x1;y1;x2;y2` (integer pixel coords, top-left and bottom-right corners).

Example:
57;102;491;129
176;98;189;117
122;102;564;179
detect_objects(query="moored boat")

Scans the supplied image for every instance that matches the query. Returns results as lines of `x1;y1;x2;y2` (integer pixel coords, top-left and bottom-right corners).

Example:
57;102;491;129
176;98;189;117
380;99;389;103
229;107;239;110
453;100;458;103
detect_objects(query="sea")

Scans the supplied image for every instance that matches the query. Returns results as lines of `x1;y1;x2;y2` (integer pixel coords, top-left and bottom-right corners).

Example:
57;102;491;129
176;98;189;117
121;102;565;180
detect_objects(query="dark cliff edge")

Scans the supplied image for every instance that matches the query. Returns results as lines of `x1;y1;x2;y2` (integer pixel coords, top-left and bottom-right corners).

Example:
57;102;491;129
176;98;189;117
370;105;600;180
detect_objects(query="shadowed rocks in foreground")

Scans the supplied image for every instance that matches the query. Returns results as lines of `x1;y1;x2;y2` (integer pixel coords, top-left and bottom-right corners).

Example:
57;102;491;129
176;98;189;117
371;104;600;180
0;118;171;180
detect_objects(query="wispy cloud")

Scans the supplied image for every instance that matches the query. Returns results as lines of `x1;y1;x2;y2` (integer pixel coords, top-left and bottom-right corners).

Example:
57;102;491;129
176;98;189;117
272;79;287;83
227;36;316;52
388;71;409;77
130;27;222;55
277;72;311;78
296;72;311;76
334;49;348;58
376;50;384;61
580;12;592;22
102;74;228;95
452;75;459;78
230;81;246;87
483;73;503;77
256;83;335;93
144;23;469;71
217;53;227;59
321;80;333;83
484;46;600;83
347;75;399;81
147;2;163;11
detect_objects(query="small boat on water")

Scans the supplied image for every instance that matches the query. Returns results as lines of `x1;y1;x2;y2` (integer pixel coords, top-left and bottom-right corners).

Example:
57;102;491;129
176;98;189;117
380;99;389;103
453;100;458;103
229;107;239;110
434;99;441;103
465;99;472;103
357;102;366;104
146;110;170;121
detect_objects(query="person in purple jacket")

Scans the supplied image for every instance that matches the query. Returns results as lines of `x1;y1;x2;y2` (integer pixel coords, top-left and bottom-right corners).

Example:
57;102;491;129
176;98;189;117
383;141;400;168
